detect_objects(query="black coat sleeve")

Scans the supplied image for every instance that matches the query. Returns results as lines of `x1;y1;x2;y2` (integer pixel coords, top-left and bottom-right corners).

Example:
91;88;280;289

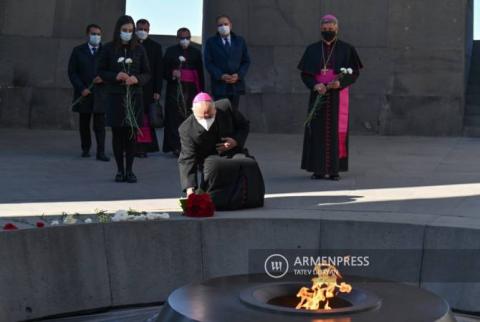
339;46;363;89
178;124;199;191
134;46;151;86
195;49;206;91
68;48;86;93
154;43;163;94
97;45;118;83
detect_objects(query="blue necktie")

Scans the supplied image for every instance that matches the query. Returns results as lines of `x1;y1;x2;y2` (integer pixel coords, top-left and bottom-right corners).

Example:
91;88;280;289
92;47;96;55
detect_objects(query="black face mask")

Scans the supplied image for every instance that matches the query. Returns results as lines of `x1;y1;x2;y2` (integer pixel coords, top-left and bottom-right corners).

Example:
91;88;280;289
321;31;336;42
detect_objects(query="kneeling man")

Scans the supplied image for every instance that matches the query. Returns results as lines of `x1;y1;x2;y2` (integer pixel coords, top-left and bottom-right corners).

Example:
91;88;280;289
178;93;264;210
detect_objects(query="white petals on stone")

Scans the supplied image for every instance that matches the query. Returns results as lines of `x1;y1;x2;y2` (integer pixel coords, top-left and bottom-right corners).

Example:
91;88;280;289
84;218;93;224
51;220;60;226
146;212;170;220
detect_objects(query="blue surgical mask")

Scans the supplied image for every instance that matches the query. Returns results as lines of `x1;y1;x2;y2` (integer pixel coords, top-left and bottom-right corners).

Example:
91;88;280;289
89;35;101;46
179;39;190;48
120;31;133;42
136;30;148;40
218;25;230;36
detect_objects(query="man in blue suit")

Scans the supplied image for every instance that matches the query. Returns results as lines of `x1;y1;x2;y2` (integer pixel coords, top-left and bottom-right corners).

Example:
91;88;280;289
204;15;251;111
68;24;109;161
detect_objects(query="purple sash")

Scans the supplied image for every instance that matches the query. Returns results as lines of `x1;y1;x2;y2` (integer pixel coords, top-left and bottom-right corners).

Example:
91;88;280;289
314;69;349;158
180;69;201;93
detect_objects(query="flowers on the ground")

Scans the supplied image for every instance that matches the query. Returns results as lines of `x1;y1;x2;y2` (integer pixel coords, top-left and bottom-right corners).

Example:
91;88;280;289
51;220;60;226
3;223;18;230
36;222;45;228
180;193;215;218
84;218;93;224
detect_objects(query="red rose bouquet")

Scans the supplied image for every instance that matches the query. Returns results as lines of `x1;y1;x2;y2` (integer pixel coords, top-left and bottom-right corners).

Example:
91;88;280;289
180;193;215;217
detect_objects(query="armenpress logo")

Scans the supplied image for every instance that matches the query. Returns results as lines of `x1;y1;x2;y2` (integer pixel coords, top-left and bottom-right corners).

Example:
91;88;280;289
264;254;289;279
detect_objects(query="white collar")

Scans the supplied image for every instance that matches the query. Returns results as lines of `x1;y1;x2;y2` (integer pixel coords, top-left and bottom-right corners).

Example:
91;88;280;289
222;35;231;44
88;43;99;52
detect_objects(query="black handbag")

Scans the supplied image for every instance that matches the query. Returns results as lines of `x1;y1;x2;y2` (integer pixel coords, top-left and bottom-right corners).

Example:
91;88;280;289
149;101;164;128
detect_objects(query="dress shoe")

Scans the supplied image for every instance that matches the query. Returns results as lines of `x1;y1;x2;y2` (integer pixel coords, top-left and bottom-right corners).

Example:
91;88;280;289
81;151;90;158
96;153;110;162
126;172;137;183
329;174;341;181
310;173;325;180
115;172;125;182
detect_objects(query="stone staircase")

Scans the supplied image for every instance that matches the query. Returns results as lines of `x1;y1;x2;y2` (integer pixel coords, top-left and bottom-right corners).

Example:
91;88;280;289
464;41;480;137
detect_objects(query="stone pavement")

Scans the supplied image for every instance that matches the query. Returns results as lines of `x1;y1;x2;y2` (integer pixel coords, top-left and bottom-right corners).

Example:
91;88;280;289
0;129;479;230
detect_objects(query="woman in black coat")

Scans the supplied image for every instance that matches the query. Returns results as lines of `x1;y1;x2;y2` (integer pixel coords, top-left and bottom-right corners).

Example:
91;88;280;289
98;15;151;183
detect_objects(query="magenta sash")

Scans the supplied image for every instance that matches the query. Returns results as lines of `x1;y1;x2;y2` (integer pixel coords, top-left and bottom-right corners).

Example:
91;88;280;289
137;114;153;143
314;69;349;158
180;69;201;93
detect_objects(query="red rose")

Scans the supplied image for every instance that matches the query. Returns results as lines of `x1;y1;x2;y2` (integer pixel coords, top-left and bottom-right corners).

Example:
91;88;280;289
185;193;215;217
3;223;18;230
36;222;45;228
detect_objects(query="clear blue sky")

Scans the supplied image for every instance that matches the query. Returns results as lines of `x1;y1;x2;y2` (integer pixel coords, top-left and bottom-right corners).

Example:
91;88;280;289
126;0;203;36
128;0;480;39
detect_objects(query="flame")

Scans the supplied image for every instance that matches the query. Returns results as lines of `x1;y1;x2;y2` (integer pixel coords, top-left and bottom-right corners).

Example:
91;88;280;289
296;263;352;310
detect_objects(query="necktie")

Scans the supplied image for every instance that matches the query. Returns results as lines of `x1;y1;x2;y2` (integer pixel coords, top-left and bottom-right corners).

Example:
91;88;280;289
92;47;96;55
224;39;231;50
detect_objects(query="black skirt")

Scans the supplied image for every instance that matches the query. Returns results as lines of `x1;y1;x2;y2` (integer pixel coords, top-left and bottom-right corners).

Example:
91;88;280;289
105;93;144;128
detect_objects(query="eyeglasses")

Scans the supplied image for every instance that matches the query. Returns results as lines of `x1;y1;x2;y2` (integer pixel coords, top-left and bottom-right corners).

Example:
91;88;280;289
179;37;191;40
217;23;229;27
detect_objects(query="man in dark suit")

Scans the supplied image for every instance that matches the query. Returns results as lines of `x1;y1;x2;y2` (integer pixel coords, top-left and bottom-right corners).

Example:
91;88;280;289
135;18;163;157
178;93;264;210
68;24;109;161
204;15;251;111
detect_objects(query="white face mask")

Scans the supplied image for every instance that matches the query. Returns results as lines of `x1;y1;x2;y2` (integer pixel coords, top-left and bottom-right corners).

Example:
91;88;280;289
136;30;148;40
89;35;101;46
179;39;190;48
195;116;216;131
218;25;230;36
120;31;133;42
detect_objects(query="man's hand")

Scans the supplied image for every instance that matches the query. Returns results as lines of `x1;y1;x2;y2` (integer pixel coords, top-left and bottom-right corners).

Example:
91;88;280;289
327;80;341;90
228;73;239;84
116;72;129;82
81;88;91;97
153;93;161;101
216;137;238;153
314;83;327;95
93;76;103;84
172;69;181;79
125;75;139;86
186;187;195;197
221;74;233;83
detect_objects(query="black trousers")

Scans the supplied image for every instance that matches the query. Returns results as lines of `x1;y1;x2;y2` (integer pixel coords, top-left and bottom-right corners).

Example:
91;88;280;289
79;113;106;154
111;127;136;174
214;95;240;111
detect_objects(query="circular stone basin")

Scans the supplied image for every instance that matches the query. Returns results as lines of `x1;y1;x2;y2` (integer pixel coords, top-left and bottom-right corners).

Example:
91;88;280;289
156;274;457;322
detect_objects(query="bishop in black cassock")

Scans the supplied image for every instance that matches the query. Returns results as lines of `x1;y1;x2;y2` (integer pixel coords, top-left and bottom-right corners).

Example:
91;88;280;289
298;14;363;180
178;93;264;210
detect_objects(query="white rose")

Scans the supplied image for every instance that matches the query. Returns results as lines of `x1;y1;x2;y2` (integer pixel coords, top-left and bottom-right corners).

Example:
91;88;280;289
340;67;347;74
117;57;125;63
157;213;170;219
125;58;133;64
178;56;186;63
133;215;147;221
63;217;77;225
112;210;128;222
84;218;93;224
51;220;60;226
347;68;353;74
